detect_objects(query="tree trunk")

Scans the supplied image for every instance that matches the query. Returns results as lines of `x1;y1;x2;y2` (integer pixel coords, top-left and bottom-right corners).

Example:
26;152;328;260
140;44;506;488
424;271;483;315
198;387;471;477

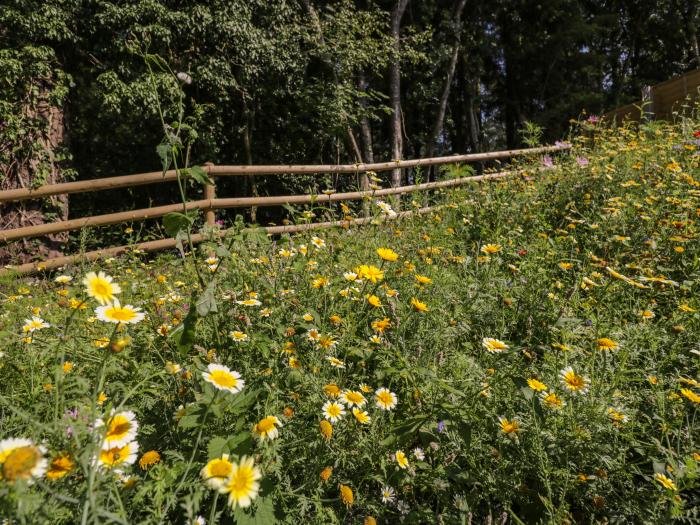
358;72;375;165
242;101;257;223
0;78;69;265
389;0;409;191
685;2;700;67
423;0;468;181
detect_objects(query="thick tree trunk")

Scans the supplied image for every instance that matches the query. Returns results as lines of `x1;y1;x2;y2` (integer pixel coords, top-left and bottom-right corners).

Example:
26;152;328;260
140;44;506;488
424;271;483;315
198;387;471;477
423;0;468;180
0;82;69;265
389;0;409;190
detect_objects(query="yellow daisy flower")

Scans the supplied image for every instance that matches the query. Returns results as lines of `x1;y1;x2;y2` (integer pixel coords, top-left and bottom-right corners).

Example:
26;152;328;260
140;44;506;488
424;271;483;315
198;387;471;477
83;271;121;304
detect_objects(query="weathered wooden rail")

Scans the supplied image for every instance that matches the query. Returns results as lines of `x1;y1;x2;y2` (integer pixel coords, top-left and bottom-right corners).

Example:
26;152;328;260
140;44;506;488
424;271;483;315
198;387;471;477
0;144;569;275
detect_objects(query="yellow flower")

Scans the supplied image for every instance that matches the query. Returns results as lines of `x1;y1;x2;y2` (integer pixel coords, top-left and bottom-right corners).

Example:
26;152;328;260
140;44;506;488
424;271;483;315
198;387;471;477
558;262;573;270
95;300;145;324
410;297;428;312
203;364;244;394
98;441;138;470
22;316;50;332
395;450;409;469
62;361;74;374
339;484;354;507
527;378;548;392
138;450;161;470
352;407;371;424
46;453;75;480
320;466;333;481
0;439;48;483
319;420;333;441
595;338;619;351
539;391;565;410
99;411;138;450
354;265;384;283
415;274;432;285
376;248;399;262
219;456;261;508
201;454;233;489
311;277;329;288
559;367;590;395
680;388;700;404
498;417;520;434
322;401;345;422
323;383;341;398
655;473;677;491
83;271;121;304
480;244;502;255
229;330;249;342
97;392;108;405
482;338;508;354
367;294;382;307
341;390;367;407
375;388;397;410
253;416;282;441
371;318;392;333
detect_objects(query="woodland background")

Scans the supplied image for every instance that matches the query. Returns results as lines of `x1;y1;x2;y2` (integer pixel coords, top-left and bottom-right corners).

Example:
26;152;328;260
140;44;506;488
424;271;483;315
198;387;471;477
1;0;699;260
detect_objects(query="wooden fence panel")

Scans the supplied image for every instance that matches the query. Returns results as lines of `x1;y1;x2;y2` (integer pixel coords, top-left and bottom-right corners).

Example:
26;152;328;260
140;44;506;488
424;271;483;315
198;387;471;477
603;68;700;123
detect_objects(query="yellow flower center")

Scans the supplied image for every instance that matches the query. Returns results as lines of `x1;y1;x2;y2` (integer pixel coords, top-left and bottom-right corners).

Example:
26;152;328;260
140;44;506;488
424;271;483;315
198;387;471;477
228;466;255;497
105;306;136;322
256;418;276;434
106;416;132;440
565;372;584;389
210;370;237;389
377;392;393;406
93;280;111;297
345;392;364;404
209;459;232;478
2;446;40;481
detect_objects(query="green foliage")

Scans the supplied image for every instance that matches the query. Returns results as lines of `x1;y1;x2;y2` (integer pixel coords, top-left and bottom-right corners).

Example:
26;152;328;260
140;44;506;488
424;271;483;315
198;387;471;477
1;117;700;523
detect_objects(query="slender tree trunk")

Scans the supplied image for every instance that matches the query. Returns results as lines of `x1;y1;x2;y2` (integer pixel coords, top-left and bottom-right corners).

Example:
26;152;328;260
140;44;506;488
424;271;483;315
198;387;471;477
242;101;257;223
685;2;700;67
358;72;375;165
468;85;481;152
389;0;409;191
423;0;468;181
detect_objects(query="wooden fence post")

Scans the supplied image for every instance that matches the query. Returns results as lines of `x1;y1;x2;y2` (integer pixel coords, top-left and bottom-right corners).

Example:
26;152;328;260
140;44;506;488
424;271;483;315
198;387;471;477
204;162;216;226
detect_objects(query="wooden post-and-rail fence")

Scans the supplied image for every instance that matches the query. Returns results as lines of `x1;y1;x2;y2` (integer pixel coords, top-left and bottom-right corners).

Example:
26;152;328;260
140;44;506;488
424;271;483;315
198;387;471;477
0;144;570;275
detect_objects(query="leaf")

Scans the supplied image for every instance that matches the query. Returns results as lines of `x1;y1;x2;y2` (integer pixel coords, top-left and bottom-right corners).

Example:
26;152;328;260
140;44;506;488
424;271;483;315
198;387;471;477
163;212;194;238
232;496;277;525
207;436;229;459
227;433;255;456
174;301;199;356
185;166;214;186
156;143;172;174
196;281;218;317
227;388;261;415
174;230;188;258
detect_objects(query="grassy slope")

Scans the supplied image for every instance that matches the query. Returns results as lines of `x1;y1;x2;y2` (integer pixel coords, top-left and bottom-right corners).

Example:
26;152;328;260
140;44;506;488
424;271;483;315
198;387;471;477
1;118;699;524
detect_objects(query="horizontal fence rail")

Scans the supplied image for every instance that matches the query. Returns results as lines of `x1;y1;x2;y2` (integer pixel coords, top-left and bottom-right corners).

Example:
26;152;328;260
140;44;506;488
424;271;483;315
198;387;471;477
0;170;523;243
0;145;568;203
0;144;570;275
2;207;441;275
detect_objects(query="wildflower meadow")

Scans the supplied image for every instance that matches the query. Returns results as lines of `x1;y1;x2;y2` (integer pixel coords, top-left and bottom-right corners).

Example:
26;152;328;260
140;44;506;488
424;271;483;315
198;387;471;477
1;116;700;524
